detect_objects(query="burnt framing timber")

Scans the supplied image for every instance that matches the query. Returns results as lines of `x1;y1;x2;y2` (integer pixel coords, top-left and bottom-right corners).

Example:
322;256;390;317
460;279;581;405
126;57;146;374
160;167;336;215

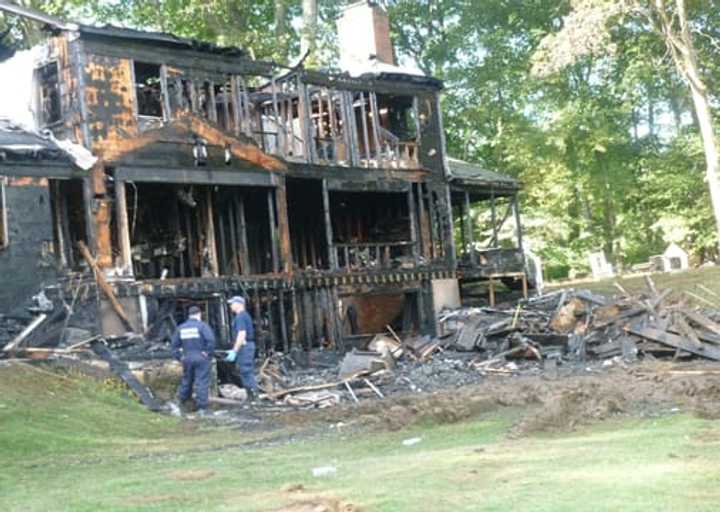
0;5;525;356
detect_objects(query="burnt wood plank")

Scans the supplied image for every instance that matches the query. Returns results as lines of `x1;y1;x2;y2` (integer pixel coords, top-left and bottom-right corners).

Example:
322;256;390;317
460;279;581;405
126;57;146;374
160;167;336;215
626;325;720;361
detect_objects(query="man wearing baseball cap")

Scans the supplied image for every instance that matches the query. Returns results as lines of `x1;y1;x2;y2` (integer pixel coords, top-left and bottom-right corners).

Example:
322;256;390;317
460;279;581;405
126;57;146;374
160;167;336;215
224;296;259;401
171;305;216;415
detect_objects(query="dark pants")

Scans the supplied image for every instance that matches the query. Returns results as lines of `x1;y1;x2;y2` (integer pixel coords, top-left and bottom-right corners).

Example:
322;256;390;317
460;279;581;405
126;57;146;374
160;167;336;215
236;342;258;392
178;356;211;410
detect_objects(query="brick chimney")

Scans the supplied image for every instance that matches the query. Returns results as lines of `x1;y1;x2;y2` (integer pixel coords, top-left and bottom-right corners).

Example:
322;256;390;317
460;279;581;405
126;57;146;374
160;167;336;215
337;1;395;71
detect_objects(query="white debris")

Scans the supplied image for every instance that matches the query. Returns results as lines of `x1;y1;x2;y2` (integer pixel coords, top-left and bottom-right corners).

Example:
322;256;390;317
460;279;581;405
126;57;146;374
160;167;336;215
312;466;337;478
402;437;422;447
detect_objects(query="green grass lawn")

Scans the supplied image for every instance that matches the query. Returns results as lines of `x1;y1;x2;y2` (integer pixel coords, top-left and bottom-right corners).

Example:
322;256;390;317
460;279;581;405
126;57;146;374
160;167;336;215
547;265;720;303
2;363;720;511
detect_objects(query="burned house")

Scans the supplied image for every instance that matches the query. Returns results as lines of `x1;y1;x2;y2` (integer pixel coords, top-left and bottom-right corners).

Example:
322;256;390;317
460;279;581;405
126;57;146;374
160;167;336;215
0;2;526;355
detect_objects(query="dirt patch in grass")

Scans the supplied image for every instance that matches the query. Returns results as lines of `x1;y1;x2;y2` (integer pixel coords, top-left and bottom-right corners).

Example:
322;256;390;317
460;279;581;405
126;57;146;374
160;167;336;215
266;497;360;512
168;469;216;481
270;360;720;438
127;494;178;506
513;381;627;435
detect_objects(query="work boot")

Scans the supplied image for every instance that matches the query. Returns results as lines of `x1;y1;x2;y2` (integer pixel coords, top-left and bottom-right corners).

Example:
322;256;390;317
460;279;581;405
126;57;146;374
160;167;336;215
196;408;210;419
246;389;257;404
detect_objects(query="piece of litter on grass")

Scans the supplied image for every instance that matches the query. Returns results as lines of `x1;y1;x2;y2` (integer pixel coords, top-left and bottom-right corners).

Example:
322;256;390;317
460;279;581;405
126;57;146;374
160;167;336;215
312;466;337;477
402;437;422;446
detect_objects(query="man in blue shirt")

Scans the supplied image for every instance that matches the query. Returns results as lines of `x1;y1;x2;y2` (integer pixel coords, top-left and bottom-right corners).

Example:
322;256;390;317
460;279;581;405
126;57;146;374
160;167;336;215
171;305;216;414
224;296;258;401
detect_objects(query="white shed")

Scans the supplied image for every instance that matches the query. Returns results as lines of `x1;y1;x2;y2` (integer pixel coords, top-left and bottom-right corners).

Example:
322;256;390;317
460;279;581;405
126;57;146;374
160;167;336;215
588;251;614;279
662;243;689;272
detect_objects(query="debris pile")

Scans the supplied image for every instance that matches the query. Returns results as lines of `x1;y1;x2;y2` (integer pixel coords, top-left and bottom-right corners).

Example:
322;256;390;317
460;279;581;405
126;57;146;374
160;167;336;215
440;278;720;370
248;278;720;408
5;276;720;413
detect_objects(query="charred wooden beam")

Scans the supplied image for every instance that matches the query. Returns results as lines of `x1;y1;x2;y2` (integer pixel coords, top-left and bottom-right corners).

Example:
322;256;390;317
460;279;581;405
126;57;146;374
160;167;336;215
267;189;280;273
408;184;419;264
204;188;220;276
275;178;292;274
322;179;338;270
114;180;133;274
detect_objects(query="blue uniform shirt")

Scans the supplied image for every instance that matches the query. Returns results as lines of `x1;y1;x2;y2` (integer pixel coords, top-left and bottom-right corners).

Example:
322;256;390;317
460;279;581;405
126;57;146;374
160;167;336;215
171;318;216;360
232;311;255;344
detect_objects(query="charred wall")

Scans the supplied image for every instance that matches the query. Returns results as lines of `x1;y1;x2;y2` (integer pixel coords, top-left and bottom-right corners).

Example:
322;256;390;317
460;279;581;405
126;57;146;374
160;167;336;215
0;178;56;312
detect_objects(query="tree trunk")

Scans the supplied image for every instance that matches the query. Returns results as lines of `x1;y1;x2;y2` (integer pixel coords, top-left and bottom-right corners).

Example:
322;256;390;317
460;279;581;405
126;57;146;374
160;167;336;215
300;0;318;58
676;1;720;255
275;0;288;37
654;0;720;254
688;79;720;255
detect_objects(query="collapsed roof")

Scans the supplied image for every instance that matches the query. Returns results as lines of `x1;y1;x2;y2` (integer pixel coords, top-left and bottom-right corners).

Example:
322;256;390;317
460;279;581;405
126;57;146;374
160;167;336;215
0;119;94;170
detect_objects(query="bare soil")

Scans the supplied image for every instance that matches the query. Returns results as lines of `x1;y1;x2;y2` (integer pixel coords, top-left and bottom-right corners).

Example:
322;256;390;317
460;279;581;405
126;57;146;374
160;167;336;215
266;359;720;437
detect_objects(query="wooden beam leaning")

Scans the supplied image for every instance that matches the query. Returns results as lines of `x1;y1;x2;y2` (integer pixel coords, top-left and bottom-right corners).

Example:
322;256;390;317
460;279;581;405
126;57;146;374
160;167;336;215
77;241;134;332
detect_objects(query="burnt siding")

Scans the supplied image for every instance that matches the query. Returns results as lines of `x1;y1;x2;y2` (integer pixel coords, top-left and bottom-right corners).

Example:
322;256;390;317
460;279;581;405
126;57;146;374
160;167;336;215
0;183;56;312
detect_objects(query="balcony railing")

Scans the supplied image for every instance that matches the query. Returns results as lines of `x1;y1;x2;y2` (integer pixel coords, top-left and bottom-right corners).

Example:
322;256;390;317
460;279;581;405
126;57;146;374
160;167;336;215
334;241;417;270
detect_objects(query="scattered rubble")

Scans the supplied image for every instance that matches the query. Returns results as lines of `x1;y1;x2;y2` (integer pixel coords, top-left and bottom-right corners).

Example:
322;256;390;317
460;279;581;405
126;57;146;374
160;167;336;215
3;277;720;415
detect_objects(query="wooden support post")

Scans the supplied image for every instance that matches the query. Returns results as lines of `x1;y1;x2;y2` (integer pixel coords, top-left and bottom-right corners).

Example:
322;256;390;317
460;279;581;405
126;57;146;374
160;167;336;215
490;189;498;247
408;184;419;264
227;201;239;274
322;179;337;270
216;205;228;275
270;76;285;157
303;83;317;163
291;287;300;349
331;287;344;352
443;184;457;269
230;76;241;136
252;287;263;355
464;191;476;265
114;180;133;275
275;178;292;273
235;196;250;275
426;187;439;261
183;205;196;276
417;184;431;260
278;290;289;353
267;189;280;273
49;181;67;268
160;65;172;122
81;177;97;263
369;92;383;166
205;188;219;276
342;90;359;166
208;81;217;123
222;79;231;131
359;93;371;166
266;289;276;353
302;290;313;351
189;80;198;113
488;280;496;308
513;193;524;253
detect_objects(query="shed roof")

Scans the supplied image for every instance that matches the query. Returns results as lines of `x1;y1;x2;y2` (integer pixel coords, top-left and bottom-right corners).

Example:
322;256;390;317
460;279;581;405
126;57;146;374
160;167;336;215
447;157;519;190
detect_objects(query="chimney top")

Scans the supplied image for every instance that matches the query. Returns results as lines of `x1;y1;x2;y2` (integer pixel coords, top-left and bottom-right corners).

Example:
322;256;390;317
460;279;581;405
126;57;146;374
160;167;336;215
337;1;395;73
